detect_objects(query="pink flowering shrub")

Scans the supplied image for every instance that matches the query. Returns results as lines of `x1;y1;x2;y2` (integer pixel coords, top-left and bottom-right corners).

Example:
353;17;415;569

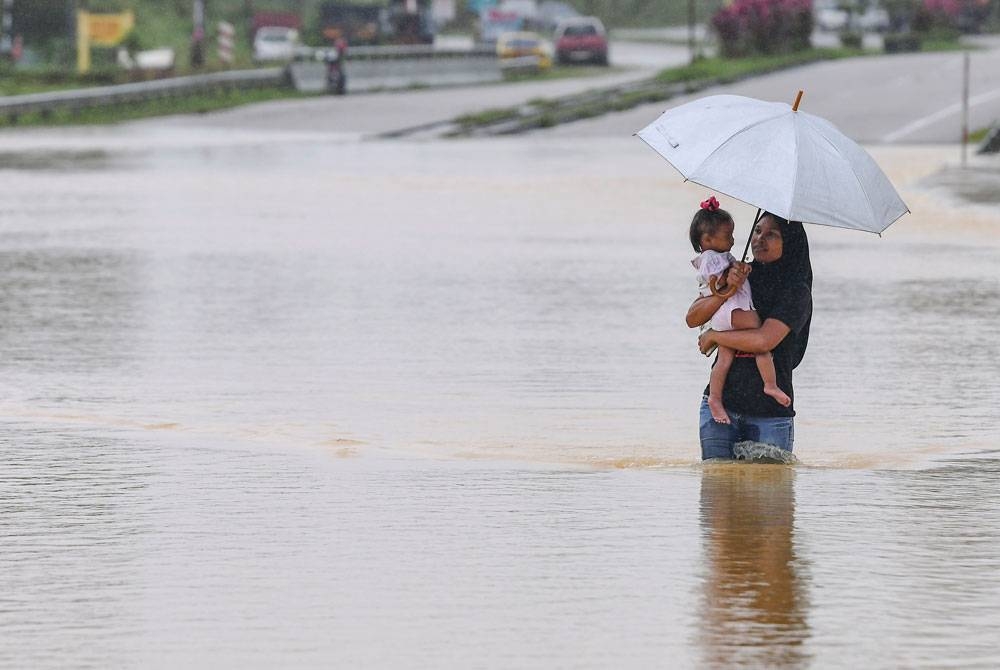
711;0;814;58
919;0;994;31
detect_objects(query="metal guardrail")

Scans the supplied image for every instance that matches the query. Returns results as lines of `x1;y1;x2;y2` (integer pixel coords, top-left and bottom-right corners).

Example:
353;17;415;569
0;67;284;118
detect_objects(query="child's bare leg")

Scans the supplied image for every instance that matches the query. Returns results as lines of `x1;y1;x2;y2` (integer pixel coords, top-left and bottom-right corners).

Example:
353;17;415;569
708;346;734;424
755;353;791;407
730;309;761;330
730;309;791;407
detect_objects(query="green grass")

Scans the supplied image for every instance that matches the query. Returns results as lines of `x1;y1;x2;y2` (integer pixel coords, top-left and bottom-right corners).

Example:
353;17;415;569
454;106;522;129
0;86;310;128
968;127;992;143
502;64;623;83
920;38;976;52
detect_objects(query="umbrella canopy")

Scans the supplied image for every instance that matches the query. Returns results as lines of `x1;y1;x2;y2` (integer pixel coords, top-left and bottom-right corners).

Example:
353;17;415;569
636;94;909;234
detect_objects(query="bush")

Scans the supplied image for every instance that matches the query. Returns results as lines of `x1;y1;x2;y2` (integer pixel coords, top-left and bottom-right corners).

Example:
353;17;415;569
920;0;995;33
883;31;923;51
839;30;863;48
711;0;813;58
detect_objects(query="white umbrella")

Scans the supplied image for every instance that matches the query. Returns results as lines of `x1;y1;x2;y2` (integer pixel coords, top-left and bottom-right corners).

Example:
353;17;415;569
636;93;909;237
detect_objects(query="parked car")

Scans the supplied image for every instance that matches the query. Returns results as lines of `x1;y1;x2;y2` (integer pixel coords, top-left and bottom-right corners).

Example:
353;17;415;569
496;31;553;70
814;1;890;33
253;26;300;63
553;16;608;65
856;5;890;32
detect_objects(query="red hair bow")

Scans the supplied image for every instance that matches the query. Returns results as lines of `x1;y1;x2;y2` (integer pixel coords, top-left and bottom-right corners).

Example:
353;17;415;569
700;196;720;212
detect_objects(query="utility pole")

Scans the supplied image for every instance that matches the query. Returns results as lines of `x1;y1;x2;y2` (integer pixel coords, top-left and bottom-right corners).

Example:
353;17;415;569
687;0;697;63
191;0;206;68
961;51;970;168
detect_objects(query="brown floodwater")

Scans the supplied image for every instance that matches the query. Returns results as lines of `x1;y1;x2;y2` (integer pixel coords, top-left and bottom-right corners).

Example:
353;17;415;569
1;126;998;668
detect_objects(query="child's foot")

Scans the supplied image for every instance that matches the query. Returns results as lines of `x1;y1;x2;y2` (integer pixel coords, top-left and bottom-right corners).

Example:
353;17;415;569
707;396;731;424
764;384;792;407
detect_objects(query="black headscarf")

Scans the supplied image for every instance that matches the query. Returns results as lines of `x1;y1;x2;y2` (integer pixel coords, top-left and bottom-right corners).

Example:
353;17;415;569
749;215;813;369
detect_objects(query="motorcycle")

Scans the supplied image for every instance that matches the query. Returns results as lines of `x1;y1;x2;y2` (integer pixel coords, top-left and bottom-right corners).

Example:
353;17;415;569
325;40;347;95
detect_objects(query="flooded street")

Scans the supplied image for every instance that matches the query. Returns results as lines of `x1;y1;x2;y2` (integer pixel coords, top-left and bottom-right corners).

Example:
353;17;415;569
1;122;999;667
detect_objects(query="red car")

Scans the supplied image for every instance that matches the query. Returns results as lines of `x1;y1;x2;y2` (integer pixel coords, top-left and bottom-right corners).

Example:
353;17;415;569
554;17;608;66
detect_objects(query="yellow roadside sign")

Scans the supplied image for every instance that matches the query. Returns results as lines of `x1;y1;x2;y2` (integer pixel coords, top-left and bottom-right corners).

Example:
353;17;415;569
77;10;135;73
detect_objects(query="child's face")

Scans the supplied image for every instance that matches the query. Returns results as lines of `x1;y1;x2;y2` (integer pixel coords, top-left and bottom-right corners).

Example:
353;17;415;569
701;220;735;253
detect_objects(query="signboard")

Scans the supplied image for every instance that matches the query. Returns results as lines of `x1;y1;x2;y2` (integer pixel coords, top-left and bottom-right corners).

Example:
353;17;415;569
83;11;135;46
77;10;135;73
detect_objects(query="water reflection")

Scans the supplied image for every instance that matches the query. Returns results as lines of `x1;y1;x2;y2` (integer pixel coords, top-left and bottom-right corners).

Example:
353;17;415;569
697;465;810;668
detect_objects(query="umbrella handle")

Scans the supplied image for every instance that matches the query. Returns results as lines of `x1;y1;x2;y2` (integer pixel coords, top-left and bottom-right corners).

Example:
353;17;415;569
709;275;738;300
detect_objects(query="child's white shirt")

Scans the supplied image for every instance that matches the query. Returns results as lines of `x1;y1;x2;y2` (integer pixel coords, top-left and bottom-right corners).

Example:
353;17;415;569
691;250;754;331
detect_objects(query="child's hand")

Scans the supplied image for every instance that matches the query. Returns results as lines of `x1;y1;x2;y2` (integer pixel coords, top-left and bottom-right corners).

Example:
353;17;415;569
726;262;751;290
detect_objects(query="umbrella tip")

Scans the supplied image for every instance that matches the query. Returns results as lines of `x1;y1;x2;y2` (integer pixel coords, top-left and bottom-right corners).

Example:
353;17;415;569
792;90;804;112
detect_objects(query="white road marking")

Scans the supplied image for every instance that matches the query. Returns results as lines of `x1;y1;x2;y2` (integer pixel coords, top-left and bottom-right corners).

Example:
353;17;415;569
882;87;1000;142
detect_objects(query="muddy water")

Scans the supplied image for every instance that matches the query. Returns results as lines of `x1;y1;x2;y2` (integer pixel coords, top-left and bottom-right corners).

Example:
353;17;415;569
1;127;999;668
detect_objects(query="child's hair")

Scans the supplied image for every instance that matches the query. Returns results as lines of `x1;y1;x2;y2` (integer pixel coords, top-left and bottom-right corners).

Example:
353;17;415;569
689;196;734;252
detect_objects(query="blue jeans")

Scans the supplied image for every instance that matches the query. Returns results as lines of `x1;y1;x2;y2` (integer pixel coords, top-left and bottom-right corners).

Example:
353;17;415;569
699;396;794;460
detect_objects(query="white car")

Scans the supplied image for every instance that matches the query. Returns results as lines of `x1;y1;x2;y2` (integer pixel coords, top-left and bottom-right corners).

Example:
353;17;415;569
815;1;890;33
857;6;890;32
253;26;300;63
814;1;848;31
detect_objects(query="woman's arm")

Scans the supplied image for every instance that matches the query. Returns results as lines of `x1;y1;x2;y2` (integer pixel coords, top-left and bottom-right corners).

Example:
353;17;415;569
699;318;790;354
685;262;751;328
686;293;727;328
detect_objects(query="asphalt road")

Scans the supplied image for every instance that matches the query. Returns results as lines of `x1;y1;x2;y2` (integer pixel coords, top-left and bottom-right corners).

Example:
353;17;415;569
157;36;1000;144
547;35;1000;143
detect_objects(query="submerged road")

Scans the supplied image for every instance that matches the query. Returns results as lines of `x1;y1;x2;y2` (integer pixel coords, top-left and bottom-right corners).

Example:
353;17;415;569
142;36;1000;144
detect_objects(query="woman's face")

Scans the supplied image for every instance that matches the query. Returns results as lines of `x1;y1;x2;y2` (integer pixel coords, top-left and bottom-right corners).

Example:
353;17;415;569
751;216;784;264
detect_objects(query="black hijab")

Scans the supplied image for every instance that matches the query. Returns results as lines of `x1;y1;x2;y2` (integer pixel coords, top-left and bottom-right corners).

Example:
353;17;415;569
749;215;813;369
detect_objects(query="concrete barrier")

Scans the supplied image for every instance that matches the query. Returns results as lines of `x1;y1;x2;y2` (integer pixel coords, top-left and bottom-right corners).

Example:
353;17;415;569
291;45;502;93
287;62;329;94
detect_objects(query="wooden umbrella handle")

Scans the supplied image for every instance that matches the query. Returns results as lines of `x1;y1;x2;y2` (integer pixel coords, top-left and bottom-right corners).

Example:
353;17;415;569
709;275;738;299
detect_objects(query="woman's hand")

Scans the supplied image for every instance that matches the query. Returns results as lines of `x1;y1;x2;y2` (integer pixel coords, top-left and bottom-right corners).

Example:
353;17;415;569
698;329;718;356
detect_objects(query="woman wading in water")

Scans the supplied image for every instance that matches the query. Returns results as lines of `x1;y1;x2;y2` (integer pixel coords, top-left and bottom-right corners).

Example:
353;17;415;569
687;213;813;460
